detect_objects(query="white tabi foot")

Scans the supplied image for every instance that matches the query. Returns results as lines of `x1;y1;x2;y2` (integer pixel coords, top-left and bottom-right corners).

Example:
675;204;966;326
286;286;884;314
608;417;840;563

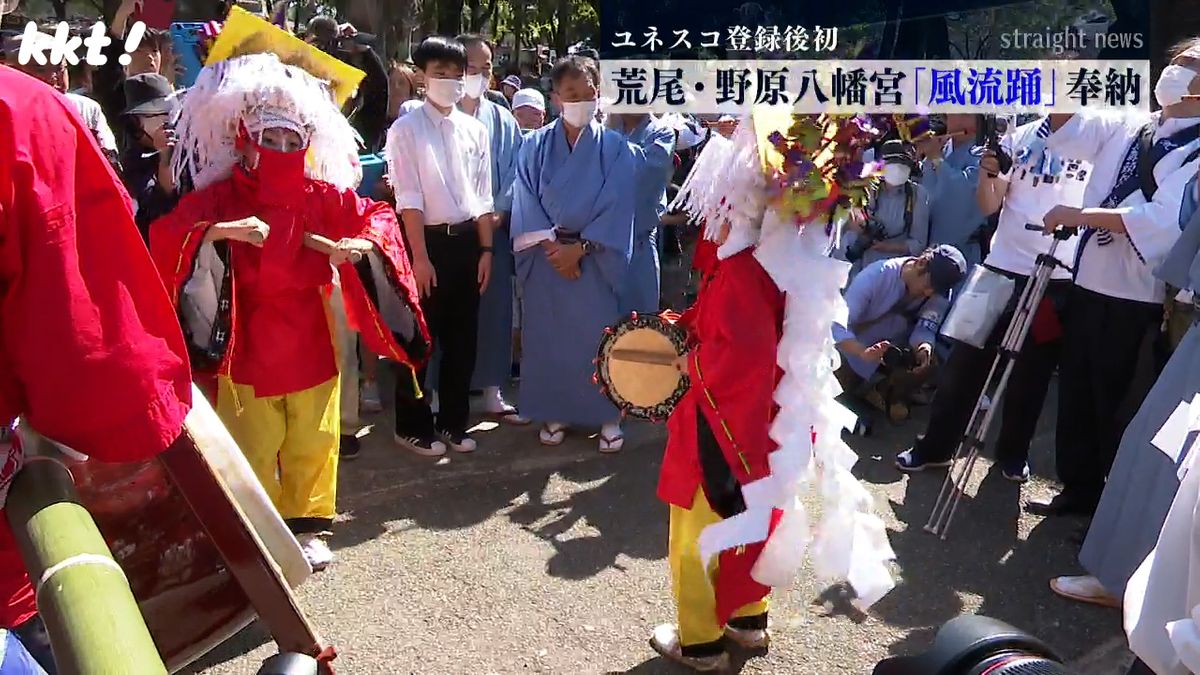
1049;575;1121;608
599;422;624;454
648;624;729;672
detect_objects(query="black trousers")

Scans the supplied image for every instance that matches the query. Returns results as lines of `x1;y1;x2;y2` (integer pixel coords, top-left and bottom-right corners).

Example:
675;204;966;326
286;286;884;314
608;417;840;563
394;226;480;437
1055;286;1162;506
913;274;1071;466
1126;658;1155;675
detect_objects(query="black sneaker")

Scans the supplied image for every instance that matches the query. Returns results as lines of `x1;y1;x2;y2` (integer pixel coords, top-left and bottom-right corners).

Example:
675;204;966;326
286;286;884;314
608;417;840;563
895;449;953;473
1025;493;1097;518
339;434;361;461
394;433;447;457
438;429;477;454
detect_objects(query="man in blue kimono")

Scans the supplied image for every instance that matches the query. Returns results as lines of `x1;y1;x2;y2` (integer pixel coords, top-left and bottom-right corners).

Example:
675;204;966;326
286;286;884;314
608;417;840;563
510;56;636;453
916;116;988;266
609;112;676;313
833;246;967;423
458;33;525;423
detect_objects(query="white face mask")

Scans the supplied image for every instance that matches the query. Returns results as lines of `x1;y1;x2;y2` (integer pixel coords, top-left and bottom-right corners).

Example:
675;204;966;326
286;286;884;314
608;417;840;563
561;100;599;128
882;163;911;186
426;78;465;107
1155;64;1197;109
463;74;487;100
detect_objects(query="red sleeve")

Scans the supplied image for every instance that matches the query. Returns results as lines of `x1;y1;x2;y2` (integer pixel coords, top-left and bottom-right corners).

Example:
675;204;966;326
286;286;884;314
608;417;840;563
317;184;431;369
688;255;781;485
0;70;191;463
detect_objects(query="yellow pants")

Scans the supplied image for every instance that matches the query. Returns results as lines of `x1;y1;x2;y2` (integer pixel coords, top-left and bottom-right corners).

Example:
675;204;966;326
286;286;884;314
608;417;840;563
670;489;768;647
216;375;340;525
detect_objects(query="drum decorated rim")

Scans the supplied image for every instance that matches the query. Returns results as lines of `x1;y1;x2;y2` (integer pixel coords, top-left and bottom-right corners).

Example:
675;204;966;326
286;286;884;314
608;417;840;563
594;312;690;421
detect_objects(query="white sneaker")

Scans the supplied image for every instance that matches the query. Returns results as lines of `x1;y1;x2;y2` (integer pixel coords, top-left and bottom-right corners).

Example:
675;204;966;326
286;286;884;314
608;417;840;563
483;387;530;425
299;536;334;572
599;423;624;453
394;434;447;457
439;430;478;453
361;380;383;414
1050;575;1121;608
648;624;729;672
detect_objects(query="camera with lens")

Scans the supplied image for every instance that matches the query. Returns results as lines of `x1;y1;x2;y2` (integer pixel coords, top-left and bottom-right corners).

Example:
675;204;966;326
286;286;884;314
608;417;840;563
976;114;1013;174
881;344;916;370
874;615;1075;675
846;220;889;262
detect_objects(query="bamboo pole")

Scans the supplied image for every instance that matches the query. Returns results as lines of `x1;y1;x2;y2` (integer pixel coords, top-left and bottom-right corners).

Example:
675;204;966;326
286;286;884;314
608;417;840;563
6;442;167;675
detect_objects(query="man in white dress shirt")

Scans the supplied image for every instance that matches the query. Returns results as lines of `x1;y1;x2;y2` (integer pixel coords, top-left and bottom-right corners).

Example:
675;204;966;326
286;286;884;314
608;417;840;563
1038;42;1200;516
385;36;496;457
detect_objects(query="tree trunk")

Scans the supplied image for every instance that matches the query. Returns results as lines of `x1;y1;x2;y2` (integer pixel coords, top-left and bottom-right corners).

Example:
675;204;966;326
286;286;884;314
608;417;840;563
553;0;570;57
513;0;524;72
467;0;482;32
481;0;498;34
437;0;464;36
878;0;902;58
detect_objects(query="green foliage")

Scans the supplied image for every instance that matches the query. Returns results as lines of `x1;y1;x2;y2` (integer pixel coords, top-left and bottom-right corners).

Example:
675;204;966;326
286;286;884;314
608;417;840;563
946;0;1117;58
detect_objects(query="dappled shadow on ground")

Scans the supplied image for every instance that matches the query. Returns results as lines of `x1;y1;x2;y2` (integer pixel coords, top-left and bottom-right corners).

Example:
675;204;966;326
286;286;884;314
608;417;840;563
876;463;1121;662
328;372;672;580
616;641;771;675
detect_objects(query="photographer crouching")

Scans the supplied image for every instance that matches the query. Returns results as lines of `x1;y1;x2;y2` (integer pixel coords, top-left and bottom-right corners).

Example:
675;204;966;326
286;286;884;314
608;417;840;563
833;245;967;423
844;139;932;274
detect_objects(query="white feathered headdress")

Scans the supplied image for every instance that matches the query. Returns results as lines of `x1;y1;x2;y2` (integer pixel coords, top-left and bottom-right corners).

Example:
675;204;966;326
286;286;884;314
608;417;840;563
172;52;362;192
672;110;897;612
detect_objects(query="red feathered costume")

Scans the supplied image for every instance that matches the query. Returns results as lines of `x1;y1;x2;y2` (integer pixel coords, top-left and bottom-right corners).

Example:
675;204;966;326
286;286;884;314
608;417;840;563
150;138;429;536
660;246;785;653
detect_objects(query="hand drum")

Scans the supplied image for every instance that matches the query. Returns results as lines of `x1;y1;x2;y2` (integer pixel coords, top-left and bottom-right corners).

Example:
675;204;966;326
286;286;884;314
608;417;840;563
594;313;690;421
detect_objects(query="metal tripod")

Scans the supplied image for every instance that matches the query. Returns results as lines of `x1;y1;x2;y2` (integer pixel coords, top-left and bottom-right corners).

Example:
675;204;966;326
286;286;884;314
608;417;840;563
925;225;1074;539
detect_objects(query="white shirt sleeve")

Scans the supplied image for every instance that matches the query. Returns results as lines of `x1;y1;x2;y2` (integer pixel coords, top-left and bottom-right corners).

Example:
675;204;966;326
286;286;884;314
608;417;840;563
387;121;425;213
92;108;117;153
1116;154;1200;267
1045;111;1132;161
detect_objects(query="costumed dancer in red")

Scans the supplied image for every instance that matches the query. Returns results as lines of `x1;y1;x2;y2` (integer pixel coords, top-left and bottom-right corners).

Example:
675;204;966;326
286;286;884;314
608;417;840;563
150;53;429;571
650;110;898;671
0;63;192;671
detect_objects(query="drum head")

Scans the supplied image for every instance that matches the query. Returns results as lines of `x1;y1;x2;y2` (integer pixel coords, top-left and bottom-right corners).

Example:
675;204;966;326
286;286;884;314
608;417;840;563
606;328;682;408
596;314;690;421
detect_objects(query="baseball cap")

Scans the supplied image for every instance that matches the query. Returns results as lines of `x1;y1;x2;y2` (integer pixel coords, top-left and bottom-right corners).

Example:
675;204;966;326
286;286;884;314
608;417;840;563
927;245;968;297
501;74;522;89
879;138;918;169
512;88;545;112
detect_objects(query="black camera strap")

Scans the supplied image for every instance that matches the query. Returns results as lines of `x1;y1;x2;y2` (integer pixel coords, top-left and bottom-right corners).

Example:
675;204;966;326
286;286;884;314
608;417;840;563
1137;121;1200;202
866;180;916;239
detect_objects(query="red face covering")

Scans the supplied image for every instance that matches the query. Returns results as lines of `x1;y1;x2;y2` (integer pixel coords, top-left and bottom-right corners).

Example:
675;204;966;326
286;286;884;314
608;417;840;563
236;124;308;206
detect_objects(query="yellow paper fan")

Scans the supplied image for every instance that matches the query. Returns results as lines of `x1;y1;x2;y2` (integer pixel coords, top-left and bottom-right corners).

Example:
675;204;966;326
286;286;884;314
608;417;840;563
206;6;365;107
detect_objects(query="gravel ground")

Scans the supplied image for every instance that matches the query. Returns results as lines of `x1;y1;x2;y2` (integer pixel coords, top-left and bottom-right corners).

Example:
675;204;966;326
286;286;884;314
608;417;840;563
183;377;1134;675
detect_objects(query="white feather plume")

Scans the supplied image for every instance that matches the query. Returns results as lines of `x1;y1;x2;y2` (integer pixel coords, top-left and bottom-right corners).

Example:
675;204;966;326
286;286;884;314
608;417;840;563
683;111;897;613
172;53;362;193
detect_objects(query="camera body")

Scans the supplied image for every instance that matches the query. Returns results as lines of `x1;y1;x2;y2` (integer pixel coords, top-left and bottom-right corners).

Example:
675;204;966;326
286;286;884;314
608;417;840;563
846;220;889;262
873;615;1073;675
882;344;917;370
976;114;1013;174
